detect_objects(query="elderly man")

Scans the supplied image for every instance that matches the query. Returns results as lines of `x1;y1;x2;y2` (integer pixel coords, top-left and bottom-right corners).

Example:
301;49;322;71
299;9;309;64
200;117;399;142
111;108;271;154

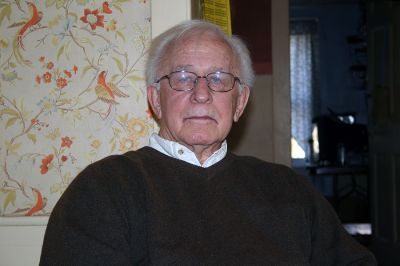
40;20;376;265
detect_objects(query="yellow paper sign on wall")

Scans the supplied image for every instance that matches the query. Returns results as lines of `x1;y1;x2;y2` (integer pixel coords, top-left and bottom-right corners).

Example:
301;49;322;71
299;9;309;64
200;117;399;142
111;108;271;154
202;0;232;36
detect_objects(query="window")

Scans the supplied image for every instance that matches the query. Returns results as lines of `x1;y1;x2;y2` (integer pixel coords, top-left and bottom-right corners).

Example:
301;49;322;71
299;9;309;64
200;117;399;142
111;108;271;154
290;19;320;161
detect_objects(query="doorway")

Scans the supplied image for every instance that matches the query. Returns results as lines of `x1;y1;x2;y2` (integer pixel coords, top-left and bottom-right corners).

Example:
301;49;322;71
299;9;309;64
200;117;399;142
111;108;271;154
289;0;371;240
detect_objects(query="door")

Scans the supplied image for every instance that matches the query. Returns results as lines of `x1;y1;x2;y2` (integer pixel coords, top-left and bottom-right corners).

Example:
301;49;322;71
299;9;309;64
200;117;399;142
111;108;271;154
368;1;400;264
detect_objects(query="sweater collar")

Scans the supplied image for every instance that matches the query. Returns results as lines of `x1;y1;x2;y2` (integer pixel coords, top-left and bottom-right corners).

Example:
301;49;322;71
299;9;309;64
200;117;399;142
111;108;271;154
148;133;227;168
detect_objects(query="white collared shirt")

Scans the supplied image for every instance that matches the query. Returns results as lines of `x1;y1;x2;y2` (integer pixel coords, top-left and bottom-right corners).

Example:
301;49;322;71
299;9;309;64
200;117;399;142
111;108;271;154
148;133;227;168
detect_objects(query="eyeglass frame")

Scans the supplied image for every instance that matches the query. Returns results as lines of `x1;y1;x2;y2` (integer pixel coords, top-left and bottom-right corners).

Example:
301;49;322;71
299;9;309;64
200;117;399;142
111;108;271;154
155;70;242;92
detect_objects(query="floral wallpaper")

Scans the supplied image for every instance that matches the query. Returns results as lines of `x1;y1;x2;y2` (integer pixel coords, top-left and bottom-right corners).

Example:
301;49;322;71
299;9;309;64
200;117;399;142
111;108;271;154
0;0;156;218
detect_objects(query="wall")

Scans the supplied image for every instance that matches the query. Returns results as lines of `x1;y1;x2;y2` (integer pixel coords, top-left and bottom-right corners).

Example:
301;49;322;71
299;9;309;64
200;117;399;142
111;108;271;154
291;3;368;124
0;0;289;264
1;0;153;219
231;0;290;166
229;75;274;160
0;217;47;266
0;1;191;265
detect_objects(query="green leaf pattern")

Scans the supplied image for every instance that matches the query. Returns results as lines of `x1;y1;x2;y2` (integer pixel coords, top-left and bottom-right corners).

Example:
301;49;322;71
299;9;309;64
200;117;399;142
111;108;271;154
0;0;156;217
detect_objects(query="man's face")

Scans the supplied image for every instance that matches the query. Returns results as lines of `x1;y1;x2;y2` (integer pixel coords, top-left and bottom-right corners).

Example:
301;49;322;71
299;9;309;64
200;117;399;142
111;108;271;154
148;33;249;152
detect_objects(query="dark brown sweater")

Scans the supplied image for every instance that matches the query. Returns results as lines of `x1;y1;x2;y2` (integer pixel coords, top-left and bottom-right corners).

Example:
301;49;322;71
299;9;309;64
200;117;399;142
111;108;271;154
40;147;376;265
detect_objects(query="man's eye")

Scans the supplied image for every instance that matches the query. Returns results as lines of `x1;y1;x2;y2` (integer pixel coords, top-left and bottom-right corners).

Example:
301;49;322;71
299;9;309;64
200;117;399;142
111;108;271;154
209;76;223;84
177;74;194;83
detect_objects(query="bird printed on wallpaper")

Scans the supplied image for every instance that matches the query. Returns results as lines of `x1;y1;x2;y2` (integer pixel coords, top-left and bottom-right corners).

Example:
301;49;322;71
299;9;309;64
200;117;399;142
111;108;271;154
9;1;43;66
11;187;47;216
95;70;129;119
25;187;47;216
1;70;22;84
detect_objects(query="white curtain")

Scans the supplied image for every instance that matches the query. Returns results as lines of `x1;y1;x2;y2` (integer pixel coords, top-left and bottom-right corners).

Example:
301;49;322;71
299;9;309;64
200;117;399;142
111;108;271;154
290;19;319;160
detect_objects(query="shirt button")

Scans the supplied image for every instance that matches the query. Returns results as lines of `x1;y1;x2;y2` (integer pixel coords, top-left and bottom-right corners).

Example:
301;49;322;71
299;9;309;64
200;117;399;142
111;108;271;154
178;149;184;155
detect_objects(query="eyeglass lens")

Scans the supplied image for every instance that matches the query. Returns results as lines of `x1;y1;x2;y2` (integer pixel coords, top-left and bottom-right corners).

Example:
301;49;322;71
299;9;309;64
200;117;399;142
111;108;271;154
169;71;235;92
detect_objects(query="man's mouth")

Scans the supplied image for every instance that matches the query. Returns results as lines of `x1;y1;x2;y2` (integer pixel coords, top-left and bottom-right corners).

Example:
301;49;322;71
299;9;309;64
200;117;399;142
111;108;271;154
185;116;217;123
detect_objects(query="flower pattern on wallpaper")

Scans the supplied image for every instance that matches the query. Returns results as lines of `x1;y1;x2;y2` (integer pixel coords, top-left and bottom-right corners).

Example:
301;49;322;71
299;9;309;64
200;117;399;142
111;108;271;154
0;0;156;217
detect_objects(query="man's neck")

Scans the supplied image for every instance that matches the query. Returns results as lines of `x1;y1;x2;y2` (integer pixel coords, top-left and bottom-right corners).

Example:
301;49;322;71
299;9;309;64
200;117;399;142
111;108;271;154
186;143;222;164
158;131;223;164
148;134;227;168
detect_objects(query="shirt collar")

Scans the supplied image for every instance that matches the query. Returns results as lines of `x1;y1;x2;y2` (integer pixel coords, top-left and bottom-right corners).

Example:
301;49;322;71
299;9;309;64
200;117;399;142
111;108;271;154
148;133;227;168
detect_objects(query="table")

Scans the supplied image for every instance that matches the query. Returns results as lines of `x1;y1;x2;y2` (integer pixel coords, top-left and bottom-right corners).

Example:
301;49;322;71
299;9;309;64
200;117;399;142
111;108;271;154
308;165;369;212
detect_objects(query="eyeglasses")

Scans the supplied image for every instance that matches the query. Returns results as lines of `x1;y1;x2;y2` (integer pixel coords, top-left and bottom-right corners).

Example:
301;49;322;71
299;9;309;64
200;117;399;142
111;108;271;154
155;70;241;92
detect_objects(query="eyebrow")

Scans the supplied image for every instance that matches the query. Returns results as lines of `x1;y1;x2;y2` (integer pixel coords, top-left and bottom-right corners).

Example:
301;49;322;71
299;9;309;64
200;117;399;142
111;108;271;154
174;65;193;71
173;65;225;73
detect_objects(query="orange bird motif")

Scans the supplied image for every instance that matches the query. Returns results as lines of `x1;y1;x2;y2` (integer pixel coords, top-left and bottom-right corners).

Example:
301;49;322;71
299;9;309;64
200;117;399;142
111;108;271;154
95;70;129;118
25;187;46;216
10;2;42;66
16;2;42;50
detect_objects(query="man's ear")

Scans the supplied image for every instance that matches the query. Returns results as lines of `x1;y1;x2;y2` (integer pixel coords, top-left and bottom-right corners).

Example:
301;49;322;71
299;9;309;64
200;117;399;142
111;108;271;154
233;85;250;122
147;85;162;119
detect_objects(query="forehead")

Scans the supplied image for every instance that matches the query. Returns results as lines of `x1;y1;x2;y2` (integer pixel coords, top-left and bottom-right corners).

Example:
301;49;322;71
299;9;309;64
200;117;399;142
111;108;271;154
164;32;238;73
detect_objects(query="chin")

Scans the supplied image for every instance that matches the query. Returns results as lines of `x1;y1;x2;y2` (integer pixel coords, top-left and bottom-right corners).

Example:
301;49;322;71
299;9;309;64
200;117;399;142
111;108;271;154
186;132;219;146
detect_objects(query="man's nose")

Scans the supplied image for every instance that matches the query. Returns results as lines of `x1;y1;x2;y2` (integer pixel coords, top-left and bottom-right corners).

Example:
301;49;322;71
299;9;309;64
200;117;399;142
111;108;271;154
191;77;211;103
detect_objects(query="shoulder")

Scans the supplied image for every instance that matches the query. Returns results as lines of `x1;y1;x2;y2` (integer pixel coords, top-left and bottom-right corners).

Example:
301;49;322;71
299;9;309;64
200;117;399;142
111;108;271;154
228;153;315;196
52;149;154;220
229;153;300;180
78;147;156;178
87;146;153;168
65;148;156;197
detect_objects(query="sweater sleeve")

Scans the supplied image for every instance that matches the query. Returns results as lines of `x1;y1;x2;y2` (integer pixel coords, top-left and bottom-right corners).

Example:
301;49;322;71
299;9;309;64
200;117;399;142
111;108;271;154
39;155;148;265
299;176;377;265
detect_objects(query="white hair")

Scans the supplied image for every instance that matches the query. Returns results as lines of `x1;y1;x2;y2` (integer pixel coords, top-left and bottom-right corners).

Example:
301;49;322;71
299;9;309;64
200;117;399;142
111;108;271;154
145;20;255;90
